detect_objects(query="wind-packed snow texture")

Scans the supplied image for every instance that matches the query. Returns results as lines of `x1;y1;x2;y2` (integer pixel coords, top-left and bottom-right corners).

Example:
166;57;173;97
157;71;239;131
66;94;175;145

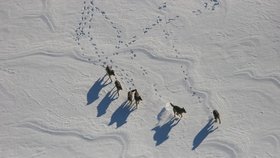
1;0;280;157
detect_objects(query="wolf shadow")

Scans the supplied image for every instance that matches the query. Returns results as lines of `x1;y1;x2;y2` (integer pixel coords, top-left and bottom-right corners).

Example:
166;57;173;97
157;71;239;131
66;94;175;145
152;118;179;146
192;118;218;150
86;75;108;105
108;101;135;128
96;90;117;117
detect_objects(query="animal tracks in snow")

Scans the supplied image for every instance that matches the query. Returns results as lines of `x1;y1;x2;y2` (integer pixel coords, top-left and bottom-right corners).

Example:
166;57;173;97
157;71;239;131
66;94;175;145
75;0;181;53
203;0;220;11
73;0;232;151
192;0;223;15
1;0;280;157
75;0;125;53
102;48;201;100
74;0;198;98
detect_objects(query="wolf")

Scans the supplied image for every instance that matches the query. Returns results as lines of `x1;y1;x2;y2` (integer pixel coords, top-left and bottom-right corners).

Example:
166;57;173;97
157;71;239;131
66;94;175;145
105;65;115;82
114;79;122;96
170;103;186;118
133;89;142;108
127;90;134;104
213;110;221;124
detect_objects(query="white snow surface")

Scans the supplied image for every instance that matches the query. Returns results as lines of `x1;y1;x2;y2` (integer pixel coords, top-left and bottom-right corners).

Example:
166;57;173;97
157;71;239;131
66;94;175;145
1;0;280;157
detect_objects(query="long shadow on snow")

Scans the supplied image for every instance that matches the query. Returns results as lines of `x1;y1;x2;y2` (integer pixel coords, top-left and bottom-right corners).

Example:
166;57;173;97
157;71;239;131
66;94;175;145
192;118;217;150
87;75;109;105
108;101;135;128
152;118;179;146
97;89;117;117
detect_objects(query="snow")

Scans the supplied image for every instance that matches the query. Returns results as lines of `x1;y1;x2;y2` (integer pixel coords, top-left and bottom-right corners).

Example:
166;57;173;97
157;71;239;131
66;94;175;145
1;0;280;157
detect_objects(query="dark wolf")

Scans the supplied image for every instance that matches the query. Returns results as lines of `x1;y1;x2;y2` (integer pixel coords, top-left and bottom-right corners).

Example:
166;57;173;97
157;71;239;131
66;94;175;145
170;103;186;118
105;65;115;82
213;110;221;124
133;89;142;108
114;79;122;96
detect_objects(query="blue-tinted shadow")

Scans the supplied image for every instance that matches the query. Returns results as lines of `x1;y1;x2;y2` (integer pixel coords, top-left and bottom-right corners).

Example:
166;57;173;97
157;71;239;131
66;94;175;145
108;101;135;128
97;90;117;117
192;118;217;150
152;118;179;146
87;76;108;105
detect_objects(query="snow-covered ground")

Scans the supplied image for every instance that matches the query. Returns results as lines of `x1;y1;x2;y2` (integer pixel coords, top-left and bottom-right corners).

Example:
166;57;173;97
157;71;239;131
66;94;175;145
1;0;280;157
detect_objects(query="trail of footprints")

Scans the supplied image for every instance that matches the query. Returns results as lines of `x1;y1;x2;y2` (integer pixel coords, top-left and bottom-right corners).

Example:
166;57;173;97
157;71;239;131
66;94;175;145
140;66;148;76
203;0;220;11
113;65;149;91
158;2;167;10
142;15;179;34
74;0;180;63
180;64;202;103
125;2;179;47
75;0;203;105
172;41;202;103
164;26;203;103
75;0;124;50
39;0;267;152
192;0;220;15
75;0;203;103
114;65;135;91
153;83;163;99
74;0;137;66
